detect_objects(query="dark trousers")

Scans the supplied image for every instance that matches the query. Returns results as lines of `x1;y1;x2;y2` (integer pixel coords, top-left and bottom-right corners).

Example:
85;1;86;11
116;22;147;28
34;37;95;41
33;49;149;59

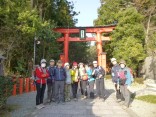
36;83;46;105
89;80;95;96
55;81;65;102
72;82;78;98
115;83;121;100
81;80;88;96
120;85;131;107
96;78;105;98
47;82;55;101
80;80;84;95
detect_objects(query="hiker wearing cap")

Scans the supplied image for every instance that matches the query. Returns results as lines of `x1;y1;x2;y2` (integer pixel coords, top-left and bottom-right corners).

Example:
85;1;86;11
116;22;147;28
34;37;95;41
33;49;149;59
47;59;55;103
71;62;79;101
64;62;72;102
92;61;105;100
118;60;132;108
35;59;49;109
111;58;121;101
85;64;95;99
54;60;66;104
79;62;88;99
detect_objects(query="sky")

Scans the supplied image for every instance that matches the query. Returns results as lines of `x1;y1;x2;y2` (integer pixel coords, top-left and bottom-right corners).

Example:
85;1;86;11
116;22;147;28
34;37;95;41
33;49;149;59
68;0;100;26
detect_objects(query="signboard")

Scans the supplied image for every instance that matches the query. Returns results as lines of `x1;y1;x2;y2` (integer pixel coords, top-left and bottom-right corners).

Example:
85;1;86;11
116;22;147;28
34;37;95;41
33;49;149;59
79;28;86;39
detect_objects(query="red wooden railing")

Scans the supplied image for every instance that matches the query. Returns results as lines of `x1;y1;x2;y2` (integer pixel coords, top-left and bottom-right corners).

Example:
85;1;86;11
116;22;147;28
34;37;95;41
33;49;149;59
12;77;36;96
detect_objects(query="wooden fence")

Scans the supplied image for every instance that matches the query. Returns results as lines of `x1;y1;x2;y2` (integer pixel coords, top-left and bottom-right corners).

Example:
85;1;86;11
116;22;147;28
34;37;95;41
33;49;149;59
12;77;36;96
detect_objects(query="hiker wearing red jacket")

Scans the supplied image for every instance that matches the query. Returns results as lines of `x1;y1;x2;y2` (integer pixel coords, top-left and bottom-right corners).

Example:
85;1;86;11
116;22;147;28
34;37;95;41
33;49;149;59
35;59;49;109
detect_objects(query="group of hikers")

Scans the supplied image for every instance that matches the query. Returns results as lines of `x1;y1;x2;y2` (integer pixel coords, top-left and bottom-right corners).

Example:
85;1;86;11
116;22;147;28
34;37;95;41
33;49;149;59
34;58;135;110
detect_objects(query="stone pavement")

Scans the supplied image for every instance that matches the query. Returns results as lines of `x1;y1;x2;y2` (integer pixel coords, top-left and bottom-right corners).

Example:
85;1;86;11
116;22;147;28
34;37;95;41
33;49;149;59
7;80;138;117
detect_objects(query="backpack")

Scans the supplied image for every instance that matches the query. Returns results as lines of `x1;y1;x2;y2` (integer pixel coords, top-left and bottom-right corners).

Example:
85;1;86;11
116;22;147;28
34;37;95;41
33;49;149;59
118;70;127;85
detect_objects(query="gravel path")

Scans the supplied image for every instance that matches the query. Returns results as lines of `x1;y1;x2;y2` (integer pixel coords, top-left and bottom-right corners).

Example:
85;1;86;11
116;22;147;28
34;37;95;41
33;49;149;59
7;79;148;117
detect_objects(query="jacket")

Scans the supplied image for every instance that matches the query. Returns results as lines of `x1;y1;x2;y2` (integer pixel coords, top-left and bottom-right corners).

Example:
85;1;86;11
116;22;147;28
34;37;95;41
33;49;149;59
93;66;105;79
71;68;79;83
86;68;95;82
35;67;49;84
65;69;72;84
47;66;55;84
111;64;120;83
118;67;132;86
54;67;66;81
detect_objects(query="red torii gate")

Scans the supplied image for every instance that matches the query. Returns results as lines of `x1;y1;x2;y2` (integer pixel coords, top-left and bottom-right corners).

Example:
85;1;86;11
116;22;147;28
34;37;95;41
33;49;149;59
54;25;115;70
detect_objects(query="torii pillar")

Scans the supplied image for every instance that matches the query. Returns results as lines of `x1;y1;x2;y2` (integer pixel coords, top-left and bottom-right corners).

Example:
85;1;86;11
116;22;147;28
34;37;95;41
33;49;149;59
64;33;69;63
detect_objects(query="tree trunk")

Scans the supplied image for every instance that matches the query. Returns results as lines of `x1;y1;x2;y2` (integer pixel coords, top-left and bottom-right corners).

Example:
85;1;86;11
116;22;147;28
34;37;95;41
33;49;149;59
145;11;152;45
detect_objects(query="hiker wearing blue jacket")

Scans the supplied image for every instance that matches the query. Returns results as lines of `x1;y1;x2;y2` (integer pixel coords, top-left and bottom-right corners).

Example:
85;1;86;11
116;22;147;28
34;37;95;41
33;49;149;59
85;64;95;99
54;60;66;104
118;60;132;108
111;58;121;101
47;59;55;103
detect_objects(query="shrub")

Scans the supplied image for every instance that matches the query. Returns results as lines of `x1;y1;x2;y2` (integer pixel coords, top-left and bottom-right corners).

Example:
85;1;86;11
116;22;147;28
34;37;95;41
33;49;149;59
136;95;156;104
0;76;14;109
134;77;144;84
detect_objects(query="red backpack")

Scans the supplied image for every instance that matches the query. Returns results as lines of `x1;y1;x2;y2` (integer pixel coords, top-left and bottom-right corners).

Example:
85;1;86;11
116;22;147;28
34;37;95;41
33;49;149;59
118;70;127;85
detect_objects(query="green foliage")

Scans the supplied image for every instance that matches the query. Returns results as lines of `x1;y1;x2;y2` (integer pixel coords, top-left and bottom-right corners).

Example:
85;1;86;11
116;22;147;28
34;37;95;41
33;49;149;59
95;0;146;72
0;104;19;117
111;7;146;70
0;76;14;109
0;0;79;76
69;42;89;63
136;95;156;104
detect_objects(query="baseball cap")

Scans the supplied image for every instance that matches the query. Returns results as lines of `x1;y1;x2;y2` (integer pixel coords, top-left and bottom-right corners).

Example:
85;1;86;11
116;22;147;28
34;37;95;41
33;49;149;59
111;58;117;63
93;61;97;64
73;62;78;66
50;59;55;62
41;59;46;64
64;62;70;67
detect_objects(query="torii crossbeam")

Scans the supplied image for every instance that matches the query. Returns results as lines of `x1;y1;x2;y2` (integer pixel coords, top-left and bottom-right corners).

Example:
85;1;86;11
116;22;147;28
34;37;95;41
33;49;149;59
54;25;115;70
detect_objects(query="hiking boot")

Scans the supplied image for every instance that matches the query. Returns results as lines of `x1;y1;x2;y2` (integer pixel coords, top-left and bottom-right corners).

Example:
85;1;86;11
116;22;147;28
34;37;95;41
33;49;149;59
116;99;122;102
47;99;51;103
122;105;128;110
60;101;65;105
119;101;125;105
51;98;55;102
74;98;78;101
36;105;42;109
40;104;45;108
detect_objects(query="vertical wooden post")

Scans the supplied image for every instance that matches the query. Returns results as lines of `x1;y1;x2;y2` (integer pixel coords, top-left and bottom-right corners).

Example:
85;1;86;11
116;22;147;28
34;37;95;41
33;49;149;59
19;78;23;94
12;77;17;96
101;52;107;73
30;80;34;91
25;78;30;93
64;33;69;63
96;31;102;66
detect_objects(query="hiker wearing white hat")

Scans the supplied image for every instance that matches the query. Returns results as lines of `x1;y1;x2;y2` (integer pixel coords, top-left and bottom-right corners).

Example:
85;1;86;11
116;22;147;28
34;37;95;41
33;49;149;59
111;58;121;102
79;62;88;99
64;62;72;102
92;60;106;100
35;59;49;109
